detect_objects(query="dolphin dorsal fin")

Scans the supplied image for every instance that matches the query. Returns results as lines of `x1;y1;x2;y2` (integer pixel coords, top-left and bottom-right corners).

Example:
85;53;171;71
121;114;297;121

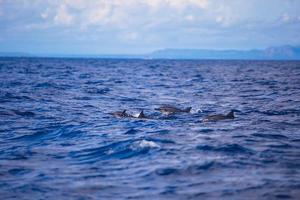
122;110;127;114
138;110;145;118
227;110;234;118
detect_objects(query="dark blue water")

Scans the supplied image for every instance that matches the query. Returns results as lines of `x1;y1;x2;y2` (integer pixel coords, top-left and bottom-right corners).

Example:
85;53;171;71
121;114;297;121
0;58;300;199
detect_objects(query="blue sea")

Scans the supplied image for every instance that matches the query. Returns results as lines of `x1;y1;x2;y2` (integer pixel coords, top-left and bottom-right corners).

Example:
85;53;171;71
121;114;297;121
0;58;300;199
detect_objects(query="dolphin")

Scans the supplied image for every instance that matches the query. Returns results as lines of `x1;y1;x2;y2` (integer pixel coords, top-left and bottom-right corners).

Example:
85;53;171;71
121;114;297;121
155;105;192;115
111;110;132;118
111;110;150;119
203;110;235;122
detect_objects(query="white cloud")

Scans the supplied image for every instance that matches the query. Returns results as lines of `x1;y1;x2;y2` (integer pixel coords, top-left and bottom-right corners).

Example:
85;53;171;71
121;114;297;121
43;0;211;28
281;13;290;22
41;8;51;19
185;15;195;21
54;5;73;25
85;3;111;26
280;13;300;23
144;0;161;8
190;0;209;8
1;0;300;52
164;0;208;10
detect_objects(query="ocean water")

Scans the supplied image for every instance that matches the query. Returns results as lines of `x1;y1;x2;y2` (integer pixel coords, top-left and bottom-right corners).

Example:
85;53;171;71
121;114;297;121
0;58;300;199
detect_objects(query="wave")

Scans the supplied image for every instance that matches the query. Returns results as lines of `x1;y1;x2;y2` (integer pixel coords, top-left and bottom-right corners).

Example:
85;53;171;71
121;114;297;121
196;144;254;155
70;139;160;164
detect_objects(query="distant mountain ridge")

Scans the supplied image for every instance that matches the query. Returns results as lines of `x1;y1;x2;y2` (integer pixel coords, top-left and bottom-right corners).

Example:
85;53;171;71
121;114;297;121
148;46;300;60
1;46;300;60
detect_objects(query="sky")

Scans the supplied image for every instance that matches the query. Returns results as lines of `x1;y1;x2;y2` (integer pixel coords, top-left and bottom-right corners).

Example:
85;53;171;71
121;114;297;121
0;0;300;55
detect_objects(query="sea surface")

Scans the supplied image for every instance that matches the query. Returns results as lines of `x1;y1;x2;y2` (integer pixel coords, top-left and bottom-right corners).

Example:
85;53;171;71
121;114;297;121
0;58;300;199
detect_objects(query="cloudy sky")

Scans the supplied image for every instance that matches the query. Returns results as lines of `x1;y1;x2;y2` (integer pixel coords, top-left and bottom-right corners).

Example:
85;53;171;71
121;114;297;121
0;0;300;54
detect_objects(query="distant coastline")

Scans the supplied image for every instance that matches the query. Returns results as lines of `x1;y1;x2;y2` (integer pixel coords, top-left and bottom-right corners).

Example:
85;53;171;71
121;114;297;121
1;45;300;60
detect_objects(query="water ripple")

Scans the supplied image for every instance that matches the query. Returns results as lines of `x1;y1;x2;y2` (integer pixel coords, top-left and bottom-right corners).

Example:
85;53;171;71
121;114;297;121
0;58;300;199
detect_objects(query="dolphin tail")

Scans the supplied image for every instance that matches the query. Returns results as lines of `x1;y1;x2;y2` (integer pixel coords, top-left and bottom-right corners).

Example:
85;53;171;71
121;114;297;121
226;110;234;118
184;107;192;112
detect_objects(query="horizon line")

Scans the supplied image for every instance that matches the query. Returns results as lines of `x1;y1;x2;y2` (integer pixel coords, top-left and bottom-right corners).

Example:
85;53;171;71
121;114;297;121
1;44;300;56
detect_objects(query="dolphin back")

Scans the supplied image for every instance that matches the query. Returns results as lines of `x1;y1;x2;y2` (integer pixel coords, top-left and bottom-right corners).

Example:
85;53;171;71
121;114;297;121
184;107;192;112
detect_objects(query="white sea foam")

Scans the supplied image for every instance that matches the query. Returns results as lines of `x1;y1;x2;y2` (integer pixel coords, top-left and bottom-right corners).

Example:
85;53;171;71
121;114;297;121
139;140;160;148
132;112;140;118
191;106;203;113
